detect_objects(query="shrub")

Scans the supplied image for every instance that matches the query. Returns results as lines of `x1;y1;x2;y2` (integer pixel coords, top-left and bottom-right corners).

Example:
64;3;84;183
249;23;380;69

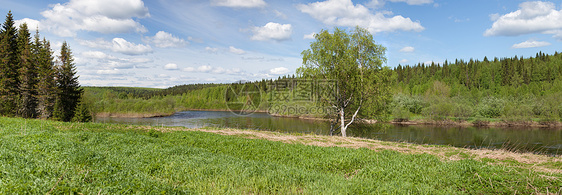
392;106;411;122
477;96;505;118
392;94;426;114
421;102;452;120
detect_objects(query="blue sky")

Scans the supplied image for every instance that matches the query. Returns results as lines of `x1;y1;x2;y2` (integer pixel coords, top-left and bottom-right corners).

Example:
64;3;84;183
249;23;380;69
2;0;562;88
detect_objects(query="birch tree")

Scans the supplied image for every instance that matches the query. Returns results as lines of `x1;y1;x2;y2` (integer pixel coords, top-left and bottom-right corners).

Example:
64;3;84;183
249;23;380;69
298;27;387;137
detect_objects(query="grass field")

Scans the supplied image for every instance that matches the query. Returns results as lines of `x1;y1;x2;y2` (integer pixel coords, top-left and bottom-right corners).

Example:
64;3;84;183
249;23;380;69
0;117;560;194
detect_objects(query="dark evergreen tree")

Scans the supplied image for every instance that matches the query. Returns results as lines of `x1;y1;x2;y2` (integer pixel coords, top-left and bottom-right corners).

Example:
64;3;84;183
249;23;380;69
0;11;19;116
35;36;57;119
72;99;92;122
16;23;37;118
53;42;82;122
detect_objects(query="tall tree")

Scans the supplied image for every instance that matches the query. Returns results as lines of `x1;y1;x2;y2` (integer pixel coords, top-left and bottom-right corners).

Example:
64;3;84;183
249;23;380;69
0;11;19;116
35;35;57;119
298;27;388;137
53;41;82;121
16;23;37;118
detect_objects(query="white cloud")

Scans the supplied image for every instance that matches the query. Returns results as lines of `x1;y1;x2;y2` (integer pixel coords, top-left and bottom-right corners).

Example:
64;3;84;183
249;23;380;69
269;67;290;75
97;69;122;75
15;18;41;32
210;0;266;8
125;58;152;64
511;39;551;49
182;65;243;75
78;38;153;55
399;46;415;52
399;59;409;64
82;51;116;59
197;65;213;72
205;47;219;53
388;0;433;5
111;38;153;55
489;13;500;21
164;63;179;70
183;67;195;72
297;0;424;33
227;68;242;74
368;0;432;8
212;67;226;74
145;31;187;48
251;22;292;41
40;0;149;37
229;46;246;54
79;50;151;70
484;1;562;37
303;32;316;39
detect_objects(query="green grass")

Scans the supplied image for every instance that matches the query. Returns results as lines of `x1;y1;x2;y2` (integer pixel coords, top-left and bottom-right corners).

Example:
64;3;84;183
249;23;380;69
0;117;560;194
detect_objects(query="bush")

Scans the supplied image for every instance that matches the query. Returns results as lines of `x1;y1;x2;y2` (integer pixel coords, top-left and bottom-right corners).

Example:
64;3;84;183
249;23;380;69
452;103;474;118
477;96;505;118
421;102;452;120
392;106;411;122
392;94;426;114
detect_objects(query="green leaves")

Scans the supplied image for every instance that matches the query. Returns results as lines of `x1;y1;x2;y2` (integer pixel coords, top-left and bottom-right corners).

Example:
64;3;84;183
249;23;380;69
298;27;390;136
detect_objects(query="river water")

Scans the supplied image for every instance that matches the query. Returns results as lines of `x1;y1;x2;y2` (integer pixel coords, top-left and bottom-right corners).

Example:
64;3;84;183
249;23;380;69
96;110;562;155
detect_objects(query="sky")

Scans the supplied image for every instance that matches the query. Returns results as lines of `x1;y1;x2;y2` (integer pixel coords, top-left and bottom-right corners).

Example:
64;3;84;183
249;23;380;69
2;0;562;88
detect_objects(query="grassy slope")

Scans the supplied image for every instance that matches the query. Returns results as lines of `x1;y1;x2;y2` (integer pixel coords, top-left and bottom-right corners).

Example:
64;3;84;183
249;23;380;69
1;117;560;194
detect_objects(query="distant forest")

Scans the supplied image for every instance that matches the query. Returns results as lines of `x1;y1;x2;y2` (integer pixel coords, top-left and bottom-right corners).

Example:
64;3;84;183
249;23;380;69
391;51;562;121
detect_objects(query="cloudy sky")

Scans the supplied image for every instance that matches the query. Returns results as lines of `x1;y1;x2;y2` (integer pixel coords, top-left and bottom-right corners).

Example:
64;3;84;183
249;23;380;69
2;0;562;88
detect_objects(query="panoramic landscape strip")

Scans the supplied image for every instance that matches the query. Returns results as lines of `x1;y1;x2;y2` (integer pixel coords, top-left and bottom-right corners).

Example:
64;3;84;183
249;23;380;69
2;0;562;193
1;117;561;194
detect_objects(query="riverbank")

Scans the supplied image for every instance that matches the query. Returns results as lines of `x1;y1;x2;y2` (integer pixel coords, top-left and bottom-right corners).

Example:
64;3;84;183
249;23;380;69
389;118;562;129
96;112;174;118
1;117;560;194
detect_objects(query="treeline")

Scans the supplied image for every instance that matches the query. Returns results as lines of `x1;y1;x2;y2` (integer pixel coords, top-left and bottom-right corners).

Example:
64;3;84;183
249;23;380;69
85;83;222;100
391;51;562;121
0;11;85;122
83;85;229;116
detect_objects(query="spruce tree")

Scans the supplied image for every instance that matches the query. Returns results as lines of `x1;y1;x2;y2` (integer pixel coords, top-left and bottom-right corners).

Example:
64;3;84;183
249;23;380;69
16;23;37;118
53;41;82;121
35;36;57;119
72;99;92;122
0;11;19;116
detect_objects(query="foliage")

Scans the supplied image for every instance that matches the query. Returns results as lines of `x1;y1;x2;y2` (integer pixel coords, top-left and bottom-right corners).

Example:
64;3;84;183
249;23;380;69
34;37;57;119
53;41;82;122
0;12;78;121
298;27;389;137
72;99;92;122
392;51;562;121
0;11;19;116
16;23;37;118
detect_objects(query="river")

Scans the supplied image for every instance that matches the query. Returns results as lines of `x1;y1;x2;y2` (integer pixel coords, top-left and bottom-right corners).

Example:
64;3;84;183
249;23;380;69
96;110;562;155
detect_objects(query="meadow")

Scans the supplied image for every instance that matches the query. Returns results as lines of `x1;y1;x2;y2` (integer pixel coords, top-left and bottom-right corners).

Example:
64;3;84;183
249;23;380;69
1;117;560;194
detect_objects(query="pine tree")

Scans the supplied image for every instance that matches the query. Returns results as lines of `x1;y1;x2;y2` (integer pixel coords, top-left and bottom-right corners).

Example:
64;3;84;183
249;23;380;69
71;99;92;122
0;11;19;116
35;35;57;119
53;41;82;122
16;23;37;118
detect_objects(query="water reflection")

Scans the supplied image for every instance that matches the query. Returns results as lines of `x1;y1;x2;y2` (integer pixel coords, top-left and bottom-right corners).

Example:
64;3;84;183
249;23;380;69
96;111;562;155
